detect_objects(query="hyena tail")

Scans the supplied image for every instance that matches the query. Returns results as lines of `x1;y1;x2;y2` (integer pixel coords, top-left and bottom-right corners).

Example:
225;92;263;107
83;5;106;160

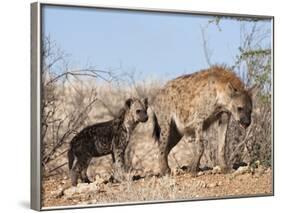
68;147;75;170
152;112;161;143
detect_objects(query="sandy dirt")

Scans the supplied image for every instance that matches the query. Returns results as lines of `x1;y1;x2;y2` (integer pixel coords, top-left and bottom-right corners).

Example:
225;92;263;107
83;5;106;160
42;167;273;208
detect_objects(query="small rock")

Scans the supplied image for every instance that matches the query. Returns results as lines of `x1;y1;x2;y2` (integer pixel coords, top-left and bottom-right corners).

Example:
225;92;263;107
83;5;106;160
233;166;249;176
94;175;105;185
63;187;77;197
204;170;213;175
255;160;261;168
254;166;266;177
197;171;204;176
63;182;98;198
212;166;222;174
90;199;97;204
208;182;218;188
265;168;271;173
172;168;183;176
111;183;121;187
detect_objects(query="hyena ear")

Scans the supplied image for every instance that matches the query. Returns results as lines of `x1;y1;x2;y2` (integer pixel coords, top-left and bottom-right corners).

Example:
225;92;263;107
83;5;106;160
125;98;133;109
226;82;238;97
143;97;148;109
248;84;259;98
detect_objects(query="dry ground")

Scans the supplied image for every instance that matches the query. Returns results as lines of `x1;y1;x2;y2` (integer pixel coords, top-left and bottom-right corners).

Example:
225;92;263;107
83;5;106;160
42;167;272;208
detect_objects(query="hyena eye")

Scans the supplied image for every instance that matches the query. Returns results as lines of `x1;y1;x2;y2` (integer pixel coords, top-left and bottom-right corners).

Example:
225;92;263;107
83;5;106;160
237;107;243;112
136;109;141;114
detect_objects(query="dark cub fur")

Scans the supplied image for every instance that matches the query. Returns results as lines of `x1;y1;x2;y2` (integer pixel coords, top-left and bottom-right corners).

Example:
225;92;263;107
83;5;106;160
68;97;148;186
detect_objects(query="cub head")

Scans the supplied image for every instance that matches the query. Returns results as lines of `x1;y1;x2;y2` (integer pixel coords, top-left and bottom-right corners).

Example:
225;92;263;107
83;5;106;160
124;97;149;123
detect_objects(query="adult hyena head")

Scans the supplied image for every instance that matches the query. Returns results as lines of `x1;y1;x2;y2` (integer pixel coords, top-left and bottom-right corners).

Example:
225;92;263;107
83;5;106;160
224;83;258;129
124;97;149;123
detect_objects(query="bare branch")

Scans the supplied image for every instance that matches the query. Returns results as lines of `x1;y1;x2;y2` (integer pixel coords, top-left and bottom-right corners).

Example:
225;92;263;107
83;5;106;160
42;97;97;165
46;162;68;176
228;123;253;164
200;25;213;67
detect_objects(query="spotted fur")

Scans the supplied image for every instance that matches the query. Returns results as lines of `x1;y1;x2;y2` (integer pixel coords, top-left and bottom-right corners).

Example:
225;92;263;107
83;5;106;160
151;66;257;175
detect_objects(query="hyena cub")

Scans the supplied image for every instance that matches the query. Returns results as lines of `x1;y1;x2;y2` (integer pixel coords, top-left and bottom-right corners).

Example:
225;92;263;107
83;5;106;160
68;97;148;186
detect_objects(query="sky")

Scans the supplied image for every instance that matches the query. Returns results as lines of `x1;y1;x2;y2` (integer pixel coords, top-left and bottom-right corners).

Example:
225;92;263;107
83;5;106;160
42;5;272;82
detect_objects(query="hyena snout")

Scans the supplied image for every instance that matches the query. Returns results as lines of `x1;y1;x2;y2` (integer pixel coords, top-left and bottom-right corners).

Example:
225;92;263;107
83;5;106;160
239;115;251;128
136;109;148;122
237;106;252;128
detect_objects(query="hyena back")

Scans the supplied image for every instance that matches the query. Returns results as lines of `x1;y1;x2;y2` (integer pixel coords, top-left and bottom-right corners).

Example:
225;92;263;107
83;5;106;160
68;97;148;186
151;66;257;175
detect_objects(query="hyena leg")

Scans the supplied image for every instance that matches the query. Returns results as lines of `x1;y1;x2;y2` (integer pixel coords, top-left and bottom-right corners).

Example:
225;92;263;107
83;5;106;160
111;153;115;163
81;167;91;184
70;156;80;186
217;112;230;172
79;157;92;184
158;133;170;176
70;157;91;186
189;123;204;175
70;170;79;186
158;121;183;176
112;146;127;181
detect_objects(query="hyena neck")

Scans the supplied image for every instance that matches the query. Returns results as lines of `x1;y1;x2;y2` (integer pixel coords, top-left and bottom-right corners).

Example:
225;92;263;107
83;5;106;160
123;112;138;134
114;108;137;135
214;89;231;111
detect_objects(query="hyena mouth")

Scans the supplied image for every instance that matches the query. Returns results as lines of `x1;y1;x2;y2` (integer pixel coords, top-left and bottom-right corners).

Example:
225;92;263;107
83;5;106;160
239;123;246;129
239;122;250;129
140;116;149;122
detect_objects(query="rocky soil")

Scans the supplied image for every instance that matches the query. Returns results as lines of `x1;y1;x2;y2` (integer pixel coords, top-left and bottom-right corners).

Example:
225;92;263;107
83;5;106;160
42;166;273;208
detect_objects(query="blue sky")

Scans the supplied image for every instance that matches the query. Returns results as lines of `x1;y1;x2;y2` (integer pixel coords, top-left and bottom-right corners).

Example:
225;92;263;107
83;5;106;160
42;5;271;82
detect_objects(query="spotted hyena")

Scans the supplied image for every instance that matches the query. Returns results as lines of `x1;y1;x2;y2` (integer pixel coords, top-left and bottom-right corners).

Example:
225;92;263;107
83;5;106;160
151;66;258;176
68;97;148;186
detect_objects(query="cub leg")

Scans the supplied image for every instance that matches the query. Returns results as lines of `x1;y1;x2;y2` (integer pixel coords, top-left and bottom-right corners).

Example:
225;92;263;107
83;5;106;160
112;145;127;181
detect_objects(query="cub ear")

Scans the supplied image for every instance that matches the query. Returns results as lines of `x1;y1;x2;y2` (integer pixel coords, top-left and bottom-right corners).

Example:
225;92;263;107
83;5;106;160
143;97;148;109
248;84;259;98
125;98;133;109
226;82;238;97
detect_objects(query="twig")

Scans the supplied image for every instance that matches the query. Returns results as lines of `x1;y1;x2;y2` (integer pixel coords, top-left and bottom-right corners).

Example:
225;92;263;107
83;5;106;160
200;25;213;67
228;124;253;164
45;162;68;177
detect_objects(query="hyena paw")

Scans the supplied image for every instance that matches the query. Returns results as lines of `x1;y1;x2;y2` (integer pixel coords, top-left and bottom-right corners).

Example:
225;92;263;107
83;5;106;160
220;165;231;174
158;167;171;177
81;177;92;184
182;164;199;177
113;167;127;182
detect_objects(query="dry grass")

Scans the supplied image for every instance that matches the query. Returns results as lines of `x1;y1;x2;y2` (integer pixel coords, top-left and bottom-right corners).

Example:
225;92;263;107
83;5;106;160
42;167;272;207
